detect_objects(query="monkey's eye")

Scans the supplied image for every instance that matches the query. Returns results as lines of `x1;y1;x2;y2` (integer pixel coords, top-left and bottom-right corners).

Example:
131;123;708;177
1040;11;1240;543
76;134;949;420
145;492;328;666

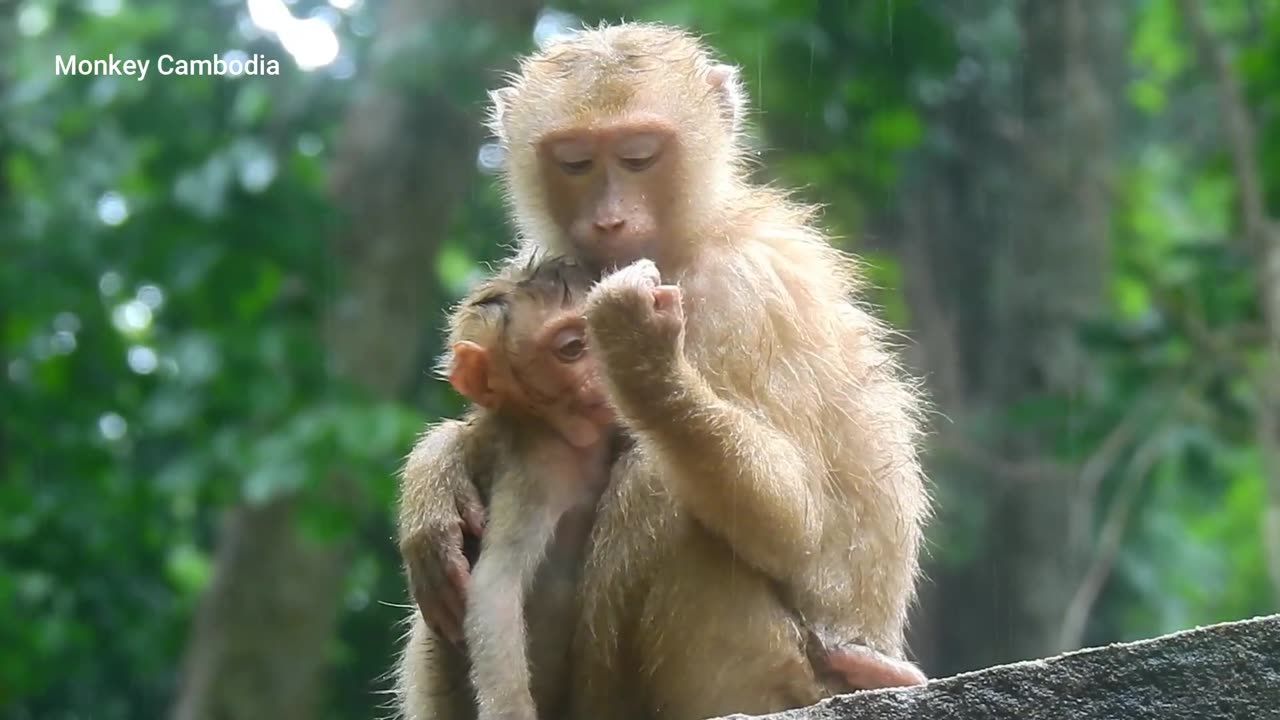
620;155;657;172
559;159;594;175
552;328;587;362
616;133;663;172
550;141;594;176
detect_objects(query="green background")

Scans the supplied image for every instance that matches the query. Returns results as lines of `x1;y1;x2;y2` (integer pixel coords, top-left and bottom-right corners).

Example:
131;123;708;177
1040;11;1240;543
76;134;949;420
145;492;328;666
4;0;1279;717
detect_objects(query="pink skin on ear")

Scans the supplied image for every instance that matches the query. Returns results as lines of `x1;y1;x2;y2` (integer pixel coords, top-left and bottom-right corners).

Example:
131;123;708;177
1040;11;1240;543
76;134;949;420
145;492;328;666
449;341;500;409
705;63;744;130
706;64;735;87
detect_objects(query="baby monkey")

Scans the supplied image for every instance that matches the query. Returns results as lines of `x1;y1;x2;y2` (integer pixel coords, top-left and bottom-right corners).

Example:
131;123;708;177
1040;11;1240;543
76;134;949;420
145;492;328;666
396;254;618;720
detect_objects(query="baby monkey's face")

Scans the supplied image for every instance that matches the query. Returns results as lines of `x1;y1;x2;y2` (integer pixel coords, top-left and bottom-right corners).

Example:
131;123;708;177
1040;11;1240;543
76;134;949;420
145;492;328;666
507;299;615;432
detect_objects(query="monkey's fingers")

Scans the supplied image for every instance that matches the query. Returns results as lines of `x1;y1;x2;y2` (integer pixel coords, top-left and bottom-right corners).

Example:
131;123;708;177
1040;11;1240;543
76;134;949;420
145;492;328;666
456;486;487;539
408;557;447;620
423;596;464;648
443;547;472;595
651;285;686;333
826;646;927;690
441;521;473;603
588;260;662;321
439;580;466;639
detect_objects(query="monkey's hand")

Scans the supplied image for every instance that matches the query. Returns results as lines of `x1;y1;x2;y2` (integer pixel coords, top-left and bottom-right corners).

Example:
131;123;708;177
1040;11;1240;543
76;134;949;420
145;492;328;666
399;482;486;649
401;507;481;648
585;259;687;401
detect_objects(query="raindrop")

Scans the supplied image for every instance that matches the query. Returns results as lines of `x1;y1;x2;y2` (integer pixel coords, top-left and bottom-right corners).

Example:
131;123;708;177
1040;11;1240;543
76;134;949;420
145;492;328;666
99;271;124;296
8;359;31;383
308;5;340;27
236;11;264;41
280;16;340;70
328;54;356;80
221;49;250;74
17;4;51;36
54;312;81;333
88;0;122;17
297;134;323;157
96;192;129;227
52;331;77;355
137;284;165;309
238;152;277;193
247;0;292;34
476;143;506;174
112;300;153;334
99;412;128;441
533;8;580;48
128;346;159;375
349;12;374;37
175;335;220;382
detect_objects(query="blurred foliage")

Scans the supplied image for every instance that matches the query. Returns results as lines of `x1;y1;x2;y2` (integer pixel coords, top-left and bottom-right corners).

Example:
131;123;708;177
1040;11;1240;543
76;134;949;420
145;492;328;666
3;0;1279;718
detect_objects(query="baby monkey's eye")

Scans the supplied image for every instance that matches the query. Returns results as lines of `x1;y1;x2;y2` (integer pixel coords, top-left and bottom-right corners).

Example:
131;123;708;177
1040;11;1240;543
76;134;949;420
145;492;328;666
552;328;587;362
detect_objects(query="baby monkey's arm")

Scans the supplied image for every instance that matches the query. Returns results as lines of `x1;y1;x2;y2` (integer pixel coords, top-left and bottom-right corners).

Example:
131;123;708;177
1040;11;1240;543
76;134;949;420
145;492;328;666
397;417;490;646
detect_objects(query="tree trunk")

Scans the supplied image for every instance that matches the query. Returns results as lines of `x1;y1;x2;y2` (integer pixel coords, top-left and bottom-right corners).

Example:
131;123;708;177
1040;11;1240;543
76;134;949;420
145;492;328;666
899;0;1122;674
170;2;539;718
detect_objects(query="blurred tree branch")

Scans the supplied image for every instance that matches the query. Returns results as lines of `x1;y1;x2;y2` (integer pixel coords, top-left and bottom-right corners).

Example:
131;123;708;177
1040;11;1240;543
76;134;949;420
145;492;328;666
1058;425;1165;651
1178;0;1280;603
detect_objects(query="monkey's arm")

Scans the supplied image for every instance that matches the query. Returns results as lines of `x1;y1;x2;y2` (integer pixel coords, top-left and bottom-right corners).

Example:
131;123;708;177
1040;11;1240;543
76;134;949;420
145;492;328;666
585;264;824;581
398;417;490;646
465;472;558;720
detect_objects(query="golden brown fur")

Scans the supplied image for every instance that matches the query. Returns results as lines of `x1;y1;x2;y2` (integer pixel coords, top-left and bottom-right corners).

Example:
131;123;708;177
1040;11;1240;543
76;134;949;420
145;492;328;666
482;22;930;720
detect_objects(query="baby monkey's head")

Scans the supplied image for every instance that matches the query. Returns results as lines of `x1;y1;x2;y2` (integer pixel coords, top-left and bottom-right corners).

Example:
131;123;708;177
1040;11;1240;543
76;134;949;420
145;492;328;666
443;255;612;448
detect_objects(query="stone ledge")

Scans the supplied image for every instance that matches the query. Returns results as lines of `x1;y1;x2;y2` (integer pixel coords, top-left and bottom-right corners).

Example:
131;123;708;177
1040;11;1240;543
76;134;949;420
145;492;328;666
716;614;1280;720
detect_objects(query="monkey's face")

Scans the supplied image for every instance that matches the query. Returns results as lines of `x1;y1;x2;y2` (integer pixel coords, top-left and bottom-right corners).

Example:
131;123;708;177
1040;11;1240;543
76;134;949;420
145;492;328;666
536;124;679;269
488;24;746;272
507;304;615;443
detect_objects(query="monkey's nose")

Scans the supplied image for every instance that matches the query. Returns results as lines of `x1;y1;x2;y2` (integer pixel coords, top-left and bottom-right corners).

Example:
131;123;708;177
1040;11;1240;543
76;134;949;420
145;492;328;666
593;217;625;232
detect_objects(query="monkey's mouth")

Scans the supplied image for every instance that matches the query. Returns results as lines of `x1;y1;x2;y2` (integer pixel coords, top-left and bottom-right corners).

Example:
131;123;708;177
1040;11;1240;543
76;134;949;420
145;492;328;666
580;400;616;423
580;234;653;269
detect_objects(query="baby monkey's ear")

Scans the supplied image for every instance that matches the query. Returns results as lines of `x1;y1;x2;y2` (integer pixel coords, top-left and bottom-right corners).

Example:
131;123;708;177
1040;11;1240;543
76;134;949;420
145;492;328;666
449;341;501;409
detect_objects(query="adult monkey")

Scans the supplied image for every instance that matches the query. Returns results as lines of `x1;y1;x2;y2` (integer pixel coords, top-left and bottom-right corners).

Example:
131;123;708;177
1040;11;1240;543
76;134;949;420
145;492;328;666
402;22;930;719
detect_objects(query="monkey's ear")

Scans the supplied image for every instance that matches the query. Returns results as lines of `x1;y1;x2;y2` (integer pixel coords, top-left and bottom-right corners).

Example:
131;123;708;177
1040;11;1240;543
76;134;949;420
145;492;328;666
449;341;500;409
706;63;745;132
486;87;518;144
